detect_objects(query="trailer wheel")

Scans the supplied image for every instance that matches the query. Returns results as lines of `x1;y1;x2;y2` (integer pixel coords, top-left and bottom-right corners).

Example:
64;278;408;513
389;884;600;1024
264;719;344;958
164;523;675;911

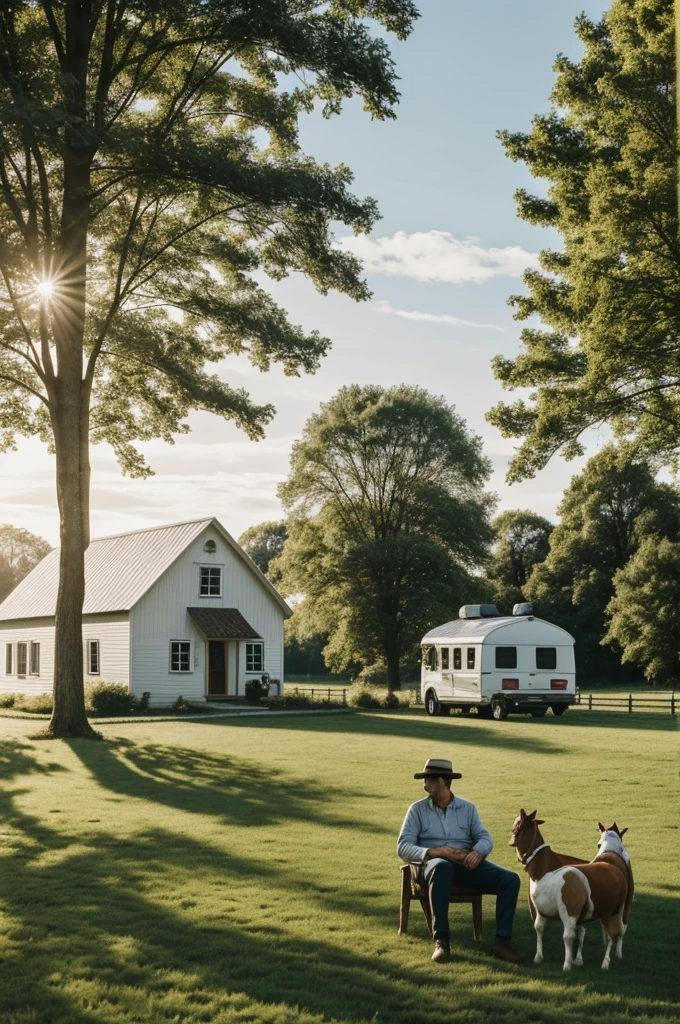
425;691;441;717
551;704;568;717
530;708;547;718
491;699;508;721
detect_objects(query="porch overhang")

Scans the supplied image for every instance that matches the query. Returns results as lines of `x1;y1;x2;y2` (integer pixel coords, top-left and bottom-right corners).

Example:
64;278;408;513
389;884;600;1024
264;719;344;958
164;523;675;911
187;607;262;639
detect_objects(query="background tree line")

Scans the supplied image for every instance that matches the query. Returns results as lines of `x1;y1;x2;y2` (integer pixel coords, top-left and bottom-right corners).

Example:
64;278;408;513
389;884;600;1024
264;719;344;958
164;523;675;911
240;387;680;690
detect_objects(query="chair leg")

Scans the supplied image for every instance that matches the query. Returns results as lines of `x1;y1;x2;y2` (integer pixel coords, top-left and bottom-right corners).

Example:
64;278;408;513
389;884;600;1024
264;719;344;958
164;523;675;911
398;869;411;934
419;893;434;937
472;898;483;941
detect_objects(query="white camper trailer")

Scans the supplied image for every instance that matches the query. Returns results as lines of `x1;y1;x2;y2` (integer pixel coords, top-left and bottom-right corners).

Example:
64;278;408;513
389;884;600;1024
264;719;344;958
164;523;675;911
420;604;576;721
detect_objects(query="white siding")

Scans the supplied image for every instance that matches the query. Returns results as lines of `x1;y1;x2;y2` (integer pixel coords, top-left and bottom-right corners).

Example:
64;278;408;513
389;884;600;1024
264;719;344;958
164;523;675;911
0;613;130;695
130;524;285;705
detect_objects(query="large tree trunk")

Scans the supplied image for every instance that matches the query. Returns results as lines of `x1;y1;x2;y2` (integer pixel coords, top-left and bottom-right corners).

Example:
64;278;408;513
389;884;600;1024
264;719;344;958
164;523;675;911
44;137;98;739
47;388;98;739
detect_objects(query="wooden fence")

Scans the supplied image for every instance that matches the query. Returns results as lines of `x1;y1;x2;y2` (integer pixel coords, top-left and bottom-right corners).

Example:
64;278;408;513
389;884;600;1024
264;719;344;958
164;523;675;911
574;692;676;714
284;685;348;704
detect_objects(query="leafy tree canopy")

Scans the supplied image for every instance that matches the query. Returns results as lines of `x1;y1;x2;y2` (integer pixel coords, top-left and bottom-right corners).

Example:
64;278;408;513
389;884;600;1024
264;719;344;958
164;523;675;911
238;520;287;577
0;523;51;603
605;535;680;681
488;0;679;481
525;444;680;677
0;0;419;735
485;509;553;613
274;385;494;690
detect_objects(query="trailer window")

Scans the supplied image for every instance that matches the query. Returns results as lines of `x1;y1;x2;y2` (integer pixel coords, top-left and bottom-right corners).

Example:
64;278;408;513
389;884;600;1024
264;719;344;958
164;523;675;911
441;647;450;670
466;647;475;670
495;647;517;669
536;647;557;670
453;648;461;670
423;646;436;671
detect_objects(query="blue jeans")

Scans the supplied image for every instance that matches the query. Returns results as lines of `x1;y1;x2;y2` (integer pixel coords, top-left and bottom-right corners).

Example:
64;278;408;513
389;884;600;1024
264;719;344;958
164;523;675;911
422;857;521;942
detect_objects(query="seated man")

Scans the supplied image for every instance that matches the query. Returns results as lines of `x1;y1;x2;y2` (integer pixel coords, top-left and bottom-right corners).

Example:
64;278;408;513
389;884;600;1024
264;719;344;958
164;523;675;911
397;757;525;963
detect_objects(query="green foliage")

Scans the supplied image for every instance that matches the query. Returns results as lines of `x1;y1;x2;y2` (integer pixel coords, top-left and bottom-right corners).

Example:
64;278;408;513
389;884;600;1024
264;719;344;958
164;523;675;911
275;385;494;691
85;683;138;716
16;692;54;714
0;525;51;603
238;521;288;578
0;693;18;708
0;1;419;472
605;536;680;681
485;510;553;612
525;445;680;676
488;0;680;480
245;678;270;703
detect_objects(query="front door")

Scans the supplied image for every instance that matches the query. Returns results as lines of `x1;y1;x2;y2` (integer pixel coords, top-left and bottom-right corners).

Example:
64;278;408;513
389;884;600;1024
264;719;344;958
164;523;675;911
208;640;227;695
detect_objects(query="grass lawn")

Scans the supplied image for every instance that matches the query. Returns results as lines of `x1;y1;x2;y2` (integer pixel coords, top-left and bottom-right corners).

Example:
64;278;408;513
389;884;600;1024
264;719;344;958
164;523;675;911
0;709;678;1024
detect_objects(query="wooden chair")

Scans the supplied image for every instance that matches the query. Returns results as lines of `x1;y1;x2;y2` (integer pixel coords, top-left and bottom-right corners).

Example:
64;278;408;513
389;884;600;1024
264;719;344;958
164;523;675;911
398;864;483;940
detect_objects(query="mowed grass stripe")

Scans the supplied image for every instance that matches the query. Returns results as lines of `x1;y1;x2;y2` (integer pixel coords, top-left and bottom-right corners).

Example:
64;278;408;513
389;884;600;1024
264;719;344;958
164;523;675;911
0;711;678;1024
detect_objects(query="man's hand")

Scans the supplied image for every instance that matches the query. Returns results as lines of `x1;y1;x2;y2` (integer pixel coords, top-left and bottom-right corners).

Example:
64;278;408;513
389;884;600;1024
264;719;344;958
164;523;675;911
462;851;483;871
426;847;468;864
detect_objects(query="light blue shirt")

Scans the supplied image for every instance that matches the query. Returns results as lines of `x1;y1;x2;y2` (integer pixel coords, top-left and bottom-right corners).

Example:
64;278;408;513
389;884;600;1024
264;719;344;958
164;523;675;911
397;794;494;864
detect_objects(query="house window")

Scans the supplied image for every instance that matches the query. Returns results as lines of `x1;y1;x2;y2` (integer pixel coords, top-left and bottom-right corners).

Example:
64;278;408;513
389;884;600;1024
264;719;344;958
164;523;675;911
453;648;461;670
246;642;263;673
87;640;100;675
30;642;40;676
17;642;27;677
536;647;557;670
199;565;222;596
170;640;191;673
5;644;13;675
441;647;450;670
466;647;476;670
495;647;517;669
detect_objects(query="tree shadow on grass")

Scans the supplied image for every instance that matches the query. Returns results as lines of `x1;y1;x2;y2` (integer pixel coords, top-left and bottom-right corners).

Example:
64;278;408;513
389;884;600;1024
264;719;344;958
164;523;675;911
559;710;679;731
206;711;573;754
66;736;389;833
1;744;678;1024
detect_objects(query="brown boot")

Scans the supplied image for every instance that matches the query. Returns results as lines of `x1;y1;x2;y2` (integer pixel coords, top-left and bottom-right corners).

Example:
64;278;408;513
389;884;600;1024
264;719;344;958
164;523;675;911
431;939;451;963
494;937;526;963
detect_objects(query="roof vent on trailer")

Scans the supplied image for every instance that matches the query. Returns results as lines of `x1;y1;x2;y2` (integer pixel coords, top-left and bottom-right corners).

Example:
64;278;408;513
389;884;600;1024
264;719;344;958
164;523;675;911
458;604;500;620
512;602;533;616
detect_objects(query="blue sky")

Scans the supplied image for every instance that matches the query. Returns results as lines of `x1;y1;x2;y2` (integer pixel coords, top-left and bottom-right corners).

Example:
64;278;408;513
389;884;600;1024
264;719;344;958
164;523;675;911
1;1;609;546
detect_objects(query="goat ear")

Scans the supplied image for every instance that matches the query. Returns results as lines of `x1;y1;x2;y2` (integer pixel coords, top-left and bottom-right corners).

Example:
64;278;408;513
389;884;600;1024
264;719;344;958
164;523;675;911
598;822;606;832
527;810;537;820
519;808;527;819
535;818;545;826
619;827;628;838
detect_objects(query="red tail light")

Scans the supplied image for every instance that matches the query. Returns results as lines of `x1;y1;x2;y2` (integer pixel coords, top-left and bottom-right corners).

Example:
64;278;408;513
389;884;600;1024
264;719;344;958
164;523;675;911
502;679;519;690
551;679;568;690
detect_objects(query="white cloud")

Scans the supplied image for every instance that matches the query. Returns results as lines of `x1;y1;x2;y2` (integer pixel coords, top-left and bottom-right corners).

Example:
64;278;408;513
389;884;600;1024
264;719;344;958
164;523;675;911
340;230;539;284
374;300;504;332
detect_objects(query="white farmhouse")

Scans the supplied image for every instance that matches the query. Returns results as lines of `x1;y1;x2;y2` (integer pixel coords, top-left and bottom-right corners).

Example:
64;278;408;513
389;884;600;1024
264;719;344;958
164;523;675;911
0;517;291;705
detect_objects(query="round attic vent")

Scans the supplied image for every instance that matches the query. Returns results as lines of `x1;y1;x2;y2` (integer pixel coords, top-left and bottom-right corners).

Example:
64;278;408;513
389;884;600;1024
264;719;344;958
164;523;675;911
203;539;217;554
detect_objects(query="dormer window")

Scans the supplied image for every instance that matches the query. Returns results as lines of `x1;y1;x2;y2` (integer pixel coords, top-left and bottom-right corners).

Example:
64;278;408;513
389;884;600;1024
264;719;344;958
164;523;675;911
199;565;222;597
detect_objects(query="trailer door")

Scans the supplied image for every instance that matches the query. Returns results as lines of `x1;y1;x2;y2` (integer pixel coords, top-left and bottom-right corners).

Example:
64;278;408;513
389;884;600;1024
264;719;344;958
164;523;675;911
452;644;480;701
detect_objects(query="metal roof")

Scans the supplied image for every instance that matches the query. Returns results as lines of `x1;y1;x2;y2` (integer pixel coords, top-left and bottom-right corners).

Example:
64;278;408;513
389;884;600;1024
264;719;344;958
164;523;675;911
421;616;574;644
0;517;292;621
188;607;261;639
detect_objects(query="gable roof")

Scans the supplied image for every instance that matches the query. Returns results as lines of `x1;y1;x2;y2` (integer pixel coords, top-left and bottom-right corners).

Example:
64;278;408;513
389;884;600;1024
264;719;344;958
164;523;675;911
0;517;292;621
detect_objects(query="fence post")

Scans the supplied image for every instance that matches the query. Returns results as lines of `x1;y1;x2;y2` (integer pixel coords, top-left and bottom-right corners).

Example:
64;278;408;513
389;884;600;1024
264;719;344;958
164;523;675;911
588;693;592;711
672;692;676;716
343;688;347;706
628;693;633;713
311;688;315;702
328;687;331;702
